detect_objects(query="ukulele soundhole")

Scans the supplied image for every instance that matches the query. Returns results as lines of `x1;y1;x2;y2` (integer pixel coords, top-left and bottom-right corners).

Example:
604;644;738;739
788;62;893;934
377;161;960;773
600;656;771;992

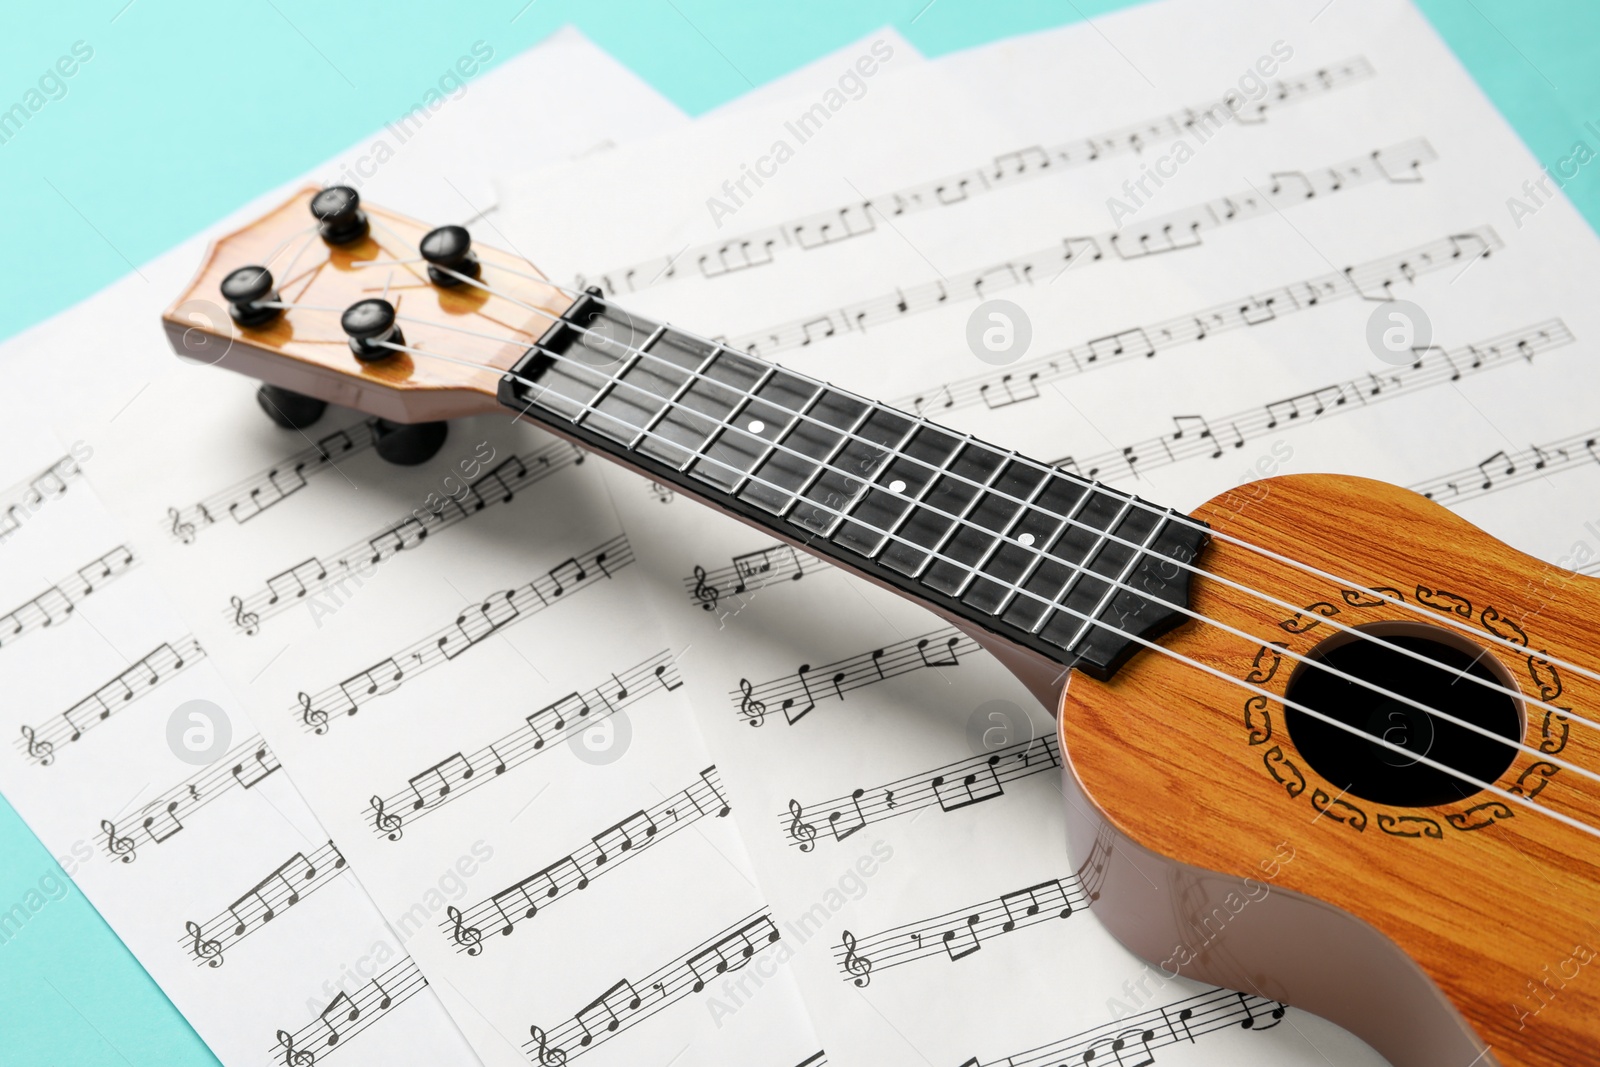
1283;623;1522;807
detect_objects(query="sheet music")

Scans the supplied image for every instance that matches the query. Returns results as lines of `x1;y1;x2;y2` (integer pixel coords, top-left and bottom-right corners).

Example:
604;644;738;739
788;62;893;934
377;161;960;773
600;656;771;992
0;25;826;1067
0;419;482;1066
492;0;1600;1061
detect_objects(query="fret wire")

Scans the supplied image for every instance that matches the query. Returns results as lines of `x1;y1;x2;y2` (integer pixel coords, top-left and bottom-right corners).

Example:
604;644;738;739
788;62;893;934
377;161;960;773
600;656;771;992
570;324;667;426
867;430;977;559
818;412;928;538
681;363;781;473
909;446;1016;580
780;403;880;519
1062;510;1175;649
630;335;722;448
949;464;1055;598
992;481;1101;615
728;382;830;498
1027;496;1137;635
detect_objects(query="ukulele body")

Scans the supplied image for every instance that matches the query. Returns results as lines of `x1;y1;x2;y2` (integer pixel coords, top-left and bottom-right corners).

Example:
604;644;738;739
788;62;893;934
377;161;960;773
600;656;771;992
1051;473;1600;1067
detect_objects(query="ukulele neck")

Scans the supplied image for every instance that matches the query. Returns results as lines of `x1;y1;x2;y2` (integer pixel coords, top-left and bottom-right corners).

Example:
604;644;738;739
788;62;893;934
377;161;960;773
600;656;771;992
497;290;1207;679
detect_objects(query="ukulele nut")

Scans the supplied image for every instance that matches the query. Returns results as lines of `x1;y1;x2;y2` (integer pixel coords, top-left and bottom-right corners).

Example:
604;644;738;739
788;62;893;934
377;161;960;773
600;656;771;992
219;265;281;327
310;185;370;245
341;298;405;362
419;224;482;287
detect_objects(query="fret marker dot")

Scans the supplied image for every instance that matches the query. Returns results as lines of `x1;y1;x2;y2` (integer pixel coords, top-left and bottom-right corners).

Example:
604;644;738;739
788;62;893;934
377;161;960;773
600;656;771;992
748;420;765;434
889;479;907;494
1018;533;1036;547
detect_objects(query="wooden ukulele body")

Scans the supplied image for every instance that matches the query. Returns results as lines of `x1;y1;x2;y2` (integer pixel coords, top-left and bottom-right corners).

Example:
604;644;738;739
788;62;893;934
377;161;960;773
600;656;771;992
1052;473;1600;1066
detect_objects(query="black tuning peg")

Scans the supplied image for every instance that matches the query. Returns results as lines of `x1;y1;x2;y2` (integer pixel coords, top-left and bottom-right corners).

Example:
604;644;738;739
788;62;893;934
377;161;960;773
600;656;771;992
419;225;482;287
220;265;281;327
341;298;404;362
372;419;448;466
255;385;328;430
310;185;370;245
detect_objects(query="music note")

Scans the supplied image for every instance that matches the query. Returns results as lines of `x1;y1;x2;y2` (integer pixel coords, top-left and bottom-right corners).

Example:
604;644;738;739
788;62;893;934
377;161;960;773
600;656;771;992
575;979;641;1045
782;665;815;725
447;905;484;956
840;930;873;987
407;753;473;810
828;788;868;842
941;914;982;961
230;743;280;789
317;991;360;1045
547;557;588;596
1000;879;1074;929
916;635;961;668
932;755;1007;811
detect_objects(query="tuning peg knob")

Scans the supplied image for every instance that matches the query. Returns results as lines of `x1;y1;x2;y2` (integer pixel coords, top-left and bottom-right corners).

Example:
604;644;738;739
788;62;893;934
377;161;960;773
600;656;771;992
420;225;483;287
256;385;327;429
373;418;448;466
310;185;370;245
341;298;404;362
220;265;281;327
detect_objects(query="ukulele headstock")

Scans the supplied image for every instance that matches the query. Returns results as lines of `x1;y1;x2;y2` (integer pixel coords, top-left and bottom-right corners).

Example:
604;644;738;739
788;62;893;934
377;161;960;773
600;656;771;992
162;186;574;423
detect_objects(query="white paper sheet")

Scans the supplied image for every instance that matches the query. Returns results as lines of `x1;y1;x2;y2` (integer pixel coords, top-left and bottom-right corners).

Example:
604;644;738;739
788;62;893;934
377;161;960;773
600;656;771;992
486;1;1600;1063
0;413;483;1066
0;26;777;1067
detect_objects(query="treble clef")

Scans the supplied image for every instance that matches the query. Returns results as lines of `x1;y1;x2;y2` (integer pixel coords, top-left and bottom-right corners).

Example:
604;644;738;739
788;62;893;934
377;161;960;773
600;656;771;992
787;799;817;852
372;795;403;841
841;929;873;987
185;919;223;967
167;506;196;544
230;595;260;636
738;678;767;728
447;905;483;956
299;692;329;735
20;725;54;766
691;565;720;612
528;1024;567;1066
101;819;136;864
276;1029;316;1066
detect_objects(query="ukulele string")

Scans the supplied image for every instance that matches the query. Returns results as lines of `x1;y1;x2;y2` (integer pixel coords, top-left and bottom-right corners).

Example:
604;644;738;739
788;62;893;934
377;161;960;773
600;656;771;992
380;327;1600;794
258;225;318;274
377;256;1595;739
377;332;1600;833
482;270;1600;693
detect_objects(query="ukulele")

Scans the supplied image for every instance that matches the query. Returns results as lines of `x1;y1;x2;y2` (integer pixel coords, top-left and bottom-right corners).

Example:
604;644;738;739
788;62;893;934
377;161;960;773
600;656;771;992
164;185;1599;1067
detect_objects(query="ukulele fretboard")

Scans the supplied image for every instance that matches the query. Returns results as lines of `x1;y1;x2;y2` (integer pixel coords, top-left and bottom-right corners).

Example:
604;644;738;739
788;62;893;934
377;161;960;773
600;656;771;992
501;293;1207;678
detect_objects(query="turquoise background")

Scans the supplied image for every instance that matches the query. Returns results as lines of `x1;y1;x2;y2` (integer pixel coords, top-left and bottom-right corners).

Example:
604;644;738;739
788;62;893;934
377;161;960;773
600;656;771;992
0;1;1595;1061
